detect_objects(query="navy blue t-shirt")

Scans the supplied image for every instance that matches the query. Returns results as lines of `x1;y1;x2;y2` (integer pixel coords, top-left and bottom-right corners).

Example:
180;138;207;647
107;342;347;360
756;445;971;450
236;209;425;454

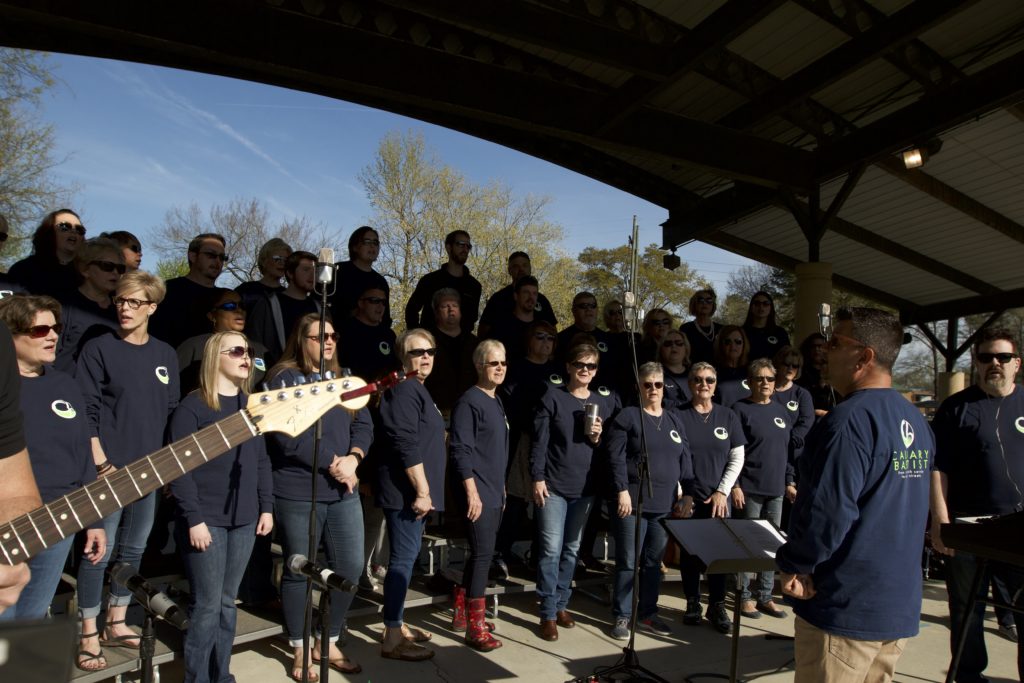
336;317;399;383
744;324;790;364
55;288;119;374
732;398;793;497
76;331;180;467
776;388;933;640
168;392;274;528
677;403;745;500
773;382;815;463
330;261;392;327
449;386;509;509
680;321;722;366
933;384;1024;517
713;366;748;407
662;368;692;410
500;358;563;435
606;406;693;514
377;378;447;511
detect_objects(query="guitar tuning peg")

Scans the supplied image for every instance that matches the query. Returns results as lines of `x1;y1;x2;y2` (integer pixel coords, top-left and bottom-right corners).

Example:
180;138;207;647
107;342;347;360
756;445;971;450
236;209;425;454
309;373;322;382
279;378;289;389
294;376;307;385
341;367;352;378
261;383;270;392
324;371;335;380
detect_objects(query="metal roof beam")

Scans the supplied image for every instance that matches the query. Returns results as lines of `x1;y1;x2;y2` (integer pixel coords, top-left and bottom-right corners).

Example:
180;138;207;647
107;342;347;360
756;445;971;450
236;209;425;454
902;289;1024;325
661;184;779;248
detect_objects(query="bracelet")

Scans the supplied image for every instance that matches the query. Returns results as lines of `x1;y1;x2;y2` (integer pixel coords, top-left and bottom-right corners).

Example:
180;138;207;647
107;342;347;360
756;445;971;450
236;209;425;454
347;451;363;462
96;461;113;473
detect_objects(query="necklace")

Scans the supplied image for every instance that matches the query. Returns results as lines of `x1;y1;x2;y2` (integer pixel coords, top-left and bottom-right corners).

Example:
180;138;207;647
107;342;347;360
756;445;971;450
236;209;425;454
695;403;713;423
694;321;715;341
645;409;663;431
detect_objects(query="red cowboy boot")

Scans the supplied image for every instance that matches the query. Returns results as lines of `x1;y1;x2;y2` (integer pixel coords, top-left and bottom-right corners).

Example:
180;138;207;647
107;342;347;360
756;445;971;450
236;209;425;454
465;597;502;652
451;585;468;632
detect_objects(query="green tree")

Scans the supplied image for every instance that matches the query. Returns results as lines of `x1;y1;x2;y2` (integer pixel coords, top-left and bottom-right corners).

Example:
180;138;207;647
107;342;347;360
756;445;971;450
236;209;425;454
358;130;580;329
0;48;74;264
577;243;703;323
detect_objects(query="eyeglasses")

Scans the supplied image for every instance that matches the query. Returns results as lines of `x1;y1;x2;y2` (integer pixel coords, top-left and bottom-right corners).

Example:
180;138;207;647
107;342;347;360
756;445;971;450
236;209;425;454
650;318;672;326
662;339;686;348
483;360;508;368
533;333;556;342
606;308;623;316
976;352;1019;364
269;255;286;263
220;346;254;359
452;240;472;250
361;238;381;246
570;361;598;371
307;333;339;342
127;244;142;253
199;250;229;262
90;260;127;274
752;300;771;307
574;302;597;310
642;381;664;390
18;323;63;338
361;296;386;305
781;362;801;369
692;376;717;385
694;297;713;304
56;221;86;236
753;376;776;383
213;301;245;312
723;338;744;346
114;297;153;310
408;347;437;358
826;332;865;351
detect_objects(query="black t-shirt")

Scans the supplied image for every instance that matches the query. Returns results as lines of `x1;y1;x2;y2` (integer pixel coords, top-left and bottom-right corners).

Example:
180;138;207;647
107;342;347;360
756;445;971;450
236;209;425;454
0;324;26;459
329;261;391;326
0;273;27;299
235;279;282;313
149;277;218;348
336;317;399;382
681;321;722;366
404;266;482;333
485;314;533;361
479;284;556;328
7;255;77;299
744;324;790;364
423;328;479;416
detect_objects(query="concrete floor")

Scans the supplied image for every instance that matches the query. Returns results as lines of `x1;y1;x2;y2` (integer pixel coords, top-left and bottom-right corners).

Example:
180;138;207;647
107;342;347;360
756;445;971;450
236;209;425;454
139;578;1019;683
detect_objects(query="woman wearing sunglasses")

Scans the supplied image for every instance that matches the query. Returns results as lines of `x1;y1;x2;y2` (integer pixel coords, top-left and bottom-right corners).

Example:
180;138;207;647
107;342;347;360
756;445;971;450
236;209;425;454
712;324;750;407
448;339;508;651
531;343;619;642
729;358;792;620
74;271;179;670
678;362;746;635
606;362;693;640
639;308;675;364
167;331;273;683
658;329;692;410
681;289;723;366
743;291;791;364
0;296;106;628
266;313;371;680
8;208;87;298
377;328;446;661
54;238;125;373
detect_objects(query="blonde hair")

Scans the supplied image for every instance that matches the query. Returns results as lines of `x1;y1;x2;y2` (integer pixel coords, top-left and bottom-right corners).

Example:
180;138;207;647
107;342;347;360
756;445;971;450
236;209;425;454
396;328;437;368
200;331;253;410
116;270;166;304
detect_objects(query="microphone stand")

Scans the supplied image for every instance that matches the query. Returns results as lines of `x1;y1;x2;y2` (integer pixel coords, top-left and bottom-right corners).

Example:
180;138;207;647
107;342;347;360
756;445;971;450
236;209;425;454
572;219;667;683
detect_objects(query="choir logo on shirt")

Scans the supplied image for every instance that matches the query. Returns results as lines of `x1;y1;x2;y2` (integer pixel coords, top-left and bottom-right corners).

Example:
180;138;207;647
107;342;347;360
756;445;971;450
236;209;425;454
741;380;749;390
155;366;170;384
534;302;543;312
767;335;778;345
598;386;611;397
713;427;729;440
597;342;608;353
892;419;930;480
51;399;77;419
379;341;391;355
253;357;266;372
786;400;798;412
773;417;786;429
669;429;682;444
1015;417;1024;434
549;374;563;385
900;419;915;448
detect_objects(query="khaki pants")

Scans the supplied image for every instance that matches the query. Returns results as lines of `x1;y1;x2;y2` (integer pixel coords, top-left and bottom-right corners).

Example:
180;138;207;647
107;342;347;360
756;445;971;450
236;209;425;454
794;616;907;683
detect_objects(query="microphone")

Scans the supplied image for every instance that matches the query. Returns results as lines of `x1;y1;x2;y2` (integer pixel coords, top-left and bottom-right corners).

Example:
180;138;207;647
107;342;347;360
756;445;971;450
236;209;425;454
623;291;636;332
316;247;337;285
818;303;832;339
109;562;190;630
288;554;359;594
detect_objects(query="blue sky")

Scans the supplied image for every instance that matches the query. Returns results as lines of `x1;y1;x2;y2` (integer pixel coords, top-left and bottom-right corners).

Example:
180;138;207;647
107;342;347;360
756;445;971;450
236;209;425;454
38;52;754;292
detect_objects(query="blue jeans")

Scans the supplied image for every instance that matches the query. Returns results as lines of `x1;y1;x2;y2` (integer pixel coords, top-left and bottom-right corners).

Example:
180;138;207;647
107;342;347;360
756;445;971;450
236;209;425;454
535;494;593;620
610;511;668;620
276;495;364;646
77;492;158;617
382;507;426;627
177;520;256;683
945;552;1024;682
735;494;783;604
0;535;75;621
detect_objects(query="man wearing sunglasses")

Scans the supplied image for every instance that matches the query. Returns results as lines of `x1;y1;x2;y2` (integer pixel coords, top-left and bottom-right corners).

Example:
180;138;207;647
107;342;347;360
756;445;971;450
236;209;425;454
150;233;228;348
404;230;482;335
931;328;1024;683
775;308;933;682
337;285;400;383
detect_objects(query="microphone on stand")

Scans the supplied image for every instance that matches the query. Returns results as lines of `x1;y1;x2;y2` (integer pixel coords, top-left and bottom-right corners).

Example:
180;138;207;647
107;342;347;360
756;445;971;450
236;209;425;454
623;291;637;332
818;303;832;340
315;247;337;286
288;554;359;594
110;562;190;630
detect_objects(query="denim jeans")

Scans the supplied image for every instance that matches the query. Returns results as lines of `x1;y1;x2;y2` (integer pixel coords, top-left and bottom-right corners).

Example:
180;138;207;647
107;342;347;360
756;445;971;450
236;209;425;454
177;520;256;683
464;507;502;598
681;497;727;605
610;511;668;620
945;551;1024;682
360;493;388;581
735;494;782;604
535;494;593;620
276;495;364;646
382;507;426;627
77;491;158;618
0;535;75;621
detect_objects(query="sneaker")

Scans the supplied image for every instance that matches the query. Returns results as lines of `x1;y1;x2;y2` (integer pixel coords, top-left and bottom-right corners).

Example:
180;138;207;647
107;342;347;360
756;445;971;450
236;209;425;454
638;616;672;636
998;622;1018;643
708;602;731;634
610;617;630;640
683;599;702;626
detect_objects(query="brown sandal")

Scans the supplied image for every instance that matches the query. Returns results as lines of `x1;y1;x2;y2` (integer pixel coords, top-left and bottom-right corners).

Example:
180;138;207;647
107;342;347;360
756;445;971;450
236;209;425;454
100;619;141;650
75;631;107;672
381;638;435;662
401;625;432;642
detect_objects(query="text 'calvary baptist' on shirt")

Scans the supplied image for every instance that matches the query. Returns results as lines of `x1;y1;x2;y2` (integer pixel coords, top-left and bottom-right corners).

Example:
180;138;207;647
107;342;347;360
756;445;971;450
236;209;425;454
449;386;510;509
168;392;274;528
377;378;448;511
266;367;374;502
530;383;620;499
776;388;933;641
933;383;1024;517
677;403;746;500
732;398;793;497
76;330;180;468
606;406;693;515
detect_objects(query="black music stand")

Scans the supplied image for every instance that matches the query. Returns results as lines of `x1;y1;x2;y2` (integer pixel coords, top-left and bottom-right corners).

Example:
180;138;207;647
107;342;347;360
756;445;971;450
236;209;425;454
663;518;787;683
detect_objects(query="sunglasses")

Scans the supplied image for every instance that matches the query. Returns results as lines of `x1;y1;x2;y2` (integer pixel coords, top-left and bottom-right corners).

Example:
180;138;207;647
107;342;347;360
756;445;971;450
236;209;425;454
570;361;598;371
90;260;126;274
574;302;598;310
781;362;801;369
662;339;686;348
694;296;713;304
452;240;472;250
361;296;386;305
692;376;717;385
56;221;86;236
753;376;776;383
533;333;556;342
199;250;229;262
752;300;772;307
307;333;339;342
127;244;142;253
214;301;245;312
483;360;508;368
976;352;1019;364
220;346;254;359
650;319;672;326
19;323;63;338
642;381;664;390
408;347;437;358
723;338;744;346
114;297;153;310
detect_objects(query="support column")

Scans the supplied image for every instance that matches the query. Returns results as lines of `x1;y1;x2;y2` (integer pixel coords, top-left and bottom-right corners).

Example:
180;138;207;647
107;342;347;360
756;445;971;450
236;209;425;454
794;261;833;345
936;371;965;402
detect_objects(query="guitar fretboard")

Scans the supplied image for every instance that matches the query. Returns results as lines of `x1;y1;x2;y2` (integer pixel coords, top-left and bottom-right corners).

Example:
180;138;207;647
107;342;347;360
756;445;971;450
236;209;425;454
0;411;258;566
